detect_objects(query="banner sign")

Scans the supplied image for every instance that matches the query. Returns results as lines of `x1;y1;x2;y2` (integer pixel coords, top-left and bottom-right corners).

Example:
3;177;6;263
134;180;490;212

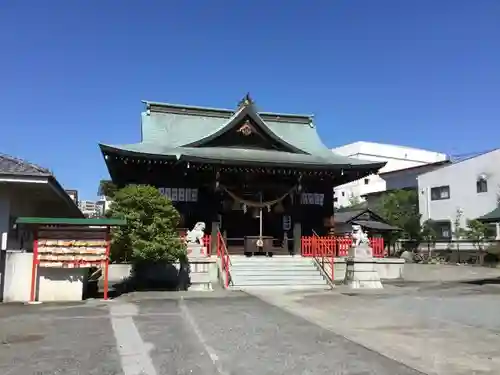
300;193;324;206
159;188;198;202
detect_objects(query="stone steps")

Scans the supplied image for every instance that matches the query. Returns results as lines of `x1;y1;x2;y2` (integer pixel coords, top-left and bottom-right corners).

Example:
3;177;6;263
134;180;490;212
228;256;330;290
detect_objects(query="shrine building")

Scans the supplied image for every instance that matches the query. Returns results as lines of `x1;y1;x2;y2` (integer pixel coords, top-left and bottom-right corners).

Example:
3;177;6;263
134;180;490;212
100;95;385;255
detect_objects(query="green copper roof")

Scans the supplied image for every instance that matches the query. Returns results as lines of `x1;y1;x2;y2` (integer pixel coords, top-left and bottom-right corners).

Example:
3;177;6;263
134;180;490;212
477;207;500;223
140;101;332;155
101;97;386;171
100;143;385;170
183;102;306;154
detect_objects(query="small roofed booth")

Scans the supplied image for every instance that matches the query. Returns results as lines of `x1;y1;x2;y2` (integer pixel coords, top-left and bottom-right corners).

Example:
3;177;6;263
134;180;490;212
477;207;500;240
334;208;400;236
15;217;126;302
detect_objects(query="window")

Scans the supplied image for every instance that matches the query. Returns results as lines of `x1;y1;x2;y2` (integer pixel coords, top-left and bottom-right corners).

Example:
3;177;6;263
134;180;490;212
476;178;488;193
430;186;450;200
433;221;452;239
341;191;345;197
364;178;370;185
485;223;497;239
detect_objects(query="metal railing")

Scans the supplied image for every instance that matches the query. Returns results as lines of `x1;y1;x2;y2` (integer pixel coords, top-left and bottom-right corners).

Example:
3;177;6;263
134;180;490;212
311;230;335;286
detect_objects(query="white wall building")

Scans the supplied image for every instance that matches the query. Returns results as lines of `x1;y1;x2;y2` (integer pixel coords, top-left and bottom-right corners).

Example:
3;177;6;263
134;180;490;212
417;149;500;239
96;195;113;215
0;153;82;302
332;141;448;207
78;200;98;217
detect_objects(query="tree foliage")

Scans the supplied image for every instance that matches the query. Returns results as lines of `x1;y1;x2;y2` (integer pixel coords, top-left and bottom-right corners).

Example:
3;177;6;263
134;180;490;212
107;185;186;263
452;208;466;239
375;189;421;241
421;219;437;244
348;195;362;207
98;180;118;199
420;219;438;256
464;219;489;264
464;219;489;244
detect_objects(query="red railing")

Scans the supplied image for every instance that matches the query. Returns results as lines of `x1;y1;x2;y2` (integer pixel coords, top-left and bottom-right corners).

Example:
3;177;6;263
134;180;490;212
311;233;335;283
370;237;385;257
216;231;231;288
183;235;212;256
301;236;385;258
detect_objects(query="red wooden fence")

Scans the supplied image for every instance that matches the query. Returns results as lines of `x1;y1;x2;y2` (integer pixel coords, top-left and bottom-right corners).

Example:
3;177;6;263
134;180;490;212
183;235;384;258
301;236;385;258
183;235;212;256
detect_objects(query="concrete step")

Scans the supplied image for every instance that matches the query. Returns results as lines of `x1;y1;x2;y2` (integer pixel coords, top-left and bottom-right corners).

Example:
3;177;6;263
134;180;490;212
232;274;324;281
227;256;329;290
230;270;321;276
230;258;313;263
190;273;210;283
231;278;327;286
235;284;331;291
230;256;311;261
230;263;315;270
230;262;316;269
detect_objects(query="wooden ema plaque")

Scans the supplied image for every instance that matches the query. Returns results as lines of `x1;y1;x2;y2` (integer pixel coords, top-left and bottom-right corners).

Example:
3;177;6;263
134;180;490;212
36;228;109;268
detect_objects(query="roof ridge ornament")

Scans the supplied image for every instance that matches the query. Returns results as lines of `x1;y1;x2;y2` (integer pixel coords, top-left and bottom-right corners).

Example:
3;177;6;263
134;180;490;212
237;120;254;136
237;92;254;109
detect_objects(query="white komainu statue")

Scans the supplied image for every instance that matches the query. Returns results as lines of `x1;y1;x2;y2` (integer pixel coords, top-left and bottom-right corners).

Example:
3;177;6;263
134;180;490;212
186;222;206;246
351;224;369;247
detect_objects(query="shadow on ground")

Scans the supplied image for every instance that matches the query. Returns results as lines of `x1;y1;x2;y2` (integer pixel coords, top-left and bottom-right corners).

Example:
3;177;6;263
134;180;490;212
464;276;500;285
85;263;191;299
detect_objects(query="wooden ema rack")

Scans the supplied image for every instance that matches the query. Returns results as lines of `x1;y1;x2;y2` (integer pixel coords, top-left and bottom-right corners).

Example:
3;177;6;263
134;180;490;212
30;226;111;302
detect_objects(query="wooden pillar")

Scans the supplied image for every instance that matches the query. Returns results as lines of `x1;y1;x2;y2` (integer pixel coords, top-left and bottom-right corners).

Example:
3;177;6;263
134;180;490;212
322;184;335;236
211;220;219;255
210;190;222;256
292;191;301;255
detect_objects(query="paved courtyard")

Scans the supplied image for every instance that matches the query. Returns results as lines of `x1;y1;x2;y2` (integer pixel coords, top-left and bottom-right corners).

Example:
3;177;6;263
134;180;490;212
0;292;423;375
1;274;500;374
251;281;500;375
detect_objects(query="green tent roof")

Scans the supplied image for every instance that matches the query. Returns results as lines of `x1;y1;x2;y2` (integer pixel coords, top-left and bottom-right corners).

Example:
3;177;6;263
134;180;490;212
16;217;126;226
477;207;500;223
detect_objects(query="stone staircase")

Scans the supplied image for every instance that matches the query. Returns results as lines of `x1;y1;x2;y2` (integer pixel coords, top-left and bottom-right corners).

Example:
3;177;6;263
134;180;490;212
228;256;331;290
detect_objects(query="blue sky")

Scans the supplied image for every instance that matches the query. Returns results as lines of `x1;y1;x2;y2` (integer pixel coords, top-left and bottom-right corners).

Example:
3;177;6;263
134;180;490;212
1;0;499;200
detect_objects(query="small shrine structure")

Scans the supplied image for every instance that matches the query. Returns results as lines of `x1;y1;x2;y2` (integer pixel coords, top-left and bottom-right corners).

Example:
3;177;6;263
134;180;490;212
15;217;126;302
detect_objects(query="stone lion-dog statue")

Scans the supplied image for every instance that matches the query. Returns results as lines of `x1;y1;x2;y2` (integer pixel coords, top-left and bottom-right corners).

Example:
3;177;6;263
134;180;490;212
186;222;206;246
351;224;369;247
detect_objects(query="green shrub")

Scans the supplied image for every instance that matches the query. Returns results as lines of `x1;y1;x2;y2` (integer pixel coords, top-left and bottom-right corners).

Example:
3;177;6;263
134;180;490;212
107;185;186;264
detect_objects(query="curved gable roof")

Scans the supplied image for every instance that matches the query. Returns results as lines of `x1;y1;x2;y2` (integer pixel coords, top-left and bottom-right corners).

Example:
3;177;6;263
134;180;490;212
140;99;333;156
183;102;307;154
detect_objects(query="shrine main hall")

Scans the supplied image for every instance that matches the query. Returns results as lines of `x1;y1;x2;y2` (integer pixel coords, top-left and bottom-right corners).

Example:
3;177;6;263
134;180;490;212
100;95;385;255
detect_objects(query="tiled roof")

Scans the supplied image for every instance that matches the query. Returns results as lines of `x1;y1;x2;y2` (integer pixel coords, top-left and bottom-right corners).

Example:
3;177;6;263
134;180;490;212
477;207;500;223
101;97;387;171
334;209;365;223
139;102;331;156
0;153;52;176
100;143;386;170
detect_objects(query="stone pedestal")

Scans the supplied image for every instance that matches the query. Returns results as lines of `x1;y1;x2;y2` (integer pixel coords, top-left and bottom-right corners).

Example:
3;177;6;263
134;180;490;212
186;244;214;291
345;244;383;289
187;244;206;258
